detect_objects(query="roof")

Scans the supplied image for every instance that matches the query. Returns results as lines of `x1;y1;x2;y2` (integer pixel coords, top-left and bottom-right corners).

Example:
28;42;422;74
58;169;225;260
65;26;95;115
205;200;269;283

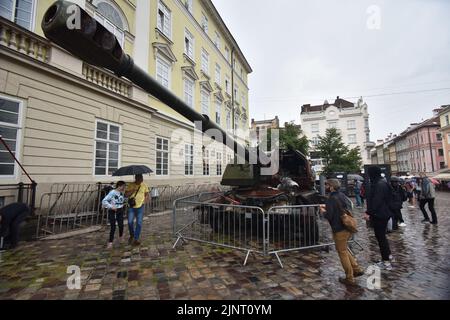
405;116;440;134
301;97;355;113
252;117;278;125
438;105;450;116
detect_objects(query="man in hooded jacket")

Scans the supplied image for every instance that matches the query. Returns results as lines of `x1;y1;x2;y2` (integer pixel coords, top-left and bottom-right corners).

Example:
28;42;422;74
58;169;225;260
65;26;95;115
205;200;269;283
365;166;394;270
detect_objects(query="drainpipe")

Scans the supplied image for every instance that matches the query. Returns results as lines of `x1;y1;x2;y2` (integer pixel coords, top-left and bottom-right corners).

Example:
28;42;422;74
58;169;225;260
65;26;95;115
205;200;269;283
231;47;237;164
427;127;435;173
416;130;421;173
231;47;235;139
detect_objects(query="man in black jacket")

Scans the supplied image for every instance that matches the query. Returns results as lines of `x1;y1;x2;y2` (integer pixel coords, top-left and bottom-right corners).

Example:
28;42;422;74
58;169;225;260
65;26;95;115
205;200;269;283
320;179;364;286
391;177;407;230
365;167;394;270
0;202;31;249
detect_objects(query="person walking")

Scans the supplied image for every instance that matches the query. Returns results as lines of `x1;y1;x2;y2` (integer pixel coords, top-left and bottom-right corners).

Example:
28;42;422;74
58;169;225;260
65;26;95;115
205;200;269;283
419;174;438;225
360;182;366;208
0;203;31;250
320;179;364;286
405;180;414;207
415;178;422;203
354;179;363;208
390;178;407;230
365;166;394;270
102;181;126;249
125;174;149;246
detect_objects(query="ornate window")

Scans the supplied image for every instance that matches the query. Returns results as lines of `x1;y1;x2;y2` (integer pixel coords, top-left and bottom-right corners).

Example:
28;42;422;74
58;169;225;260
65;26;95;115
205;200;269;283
157;0;172;39
93;0;127;48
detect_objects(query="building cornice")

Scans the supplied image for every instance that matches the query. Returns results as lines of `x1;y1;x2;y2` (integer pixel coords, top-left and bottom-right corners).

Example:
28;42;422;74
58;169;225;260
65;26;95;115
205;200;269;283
199;0;252;73
173;0;251;90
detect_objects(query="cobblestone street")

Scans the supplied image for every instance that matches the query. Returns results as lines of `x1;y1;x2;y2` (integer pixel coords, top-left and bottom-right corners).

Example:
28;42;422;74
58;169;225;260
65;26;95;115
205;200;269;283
0;192;449;300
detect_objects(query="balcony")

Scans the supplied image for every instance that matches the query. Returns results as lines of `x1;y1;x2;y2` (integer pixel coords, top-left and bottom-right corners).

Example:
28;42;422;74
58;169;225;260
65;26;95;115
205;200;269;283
1;17;134;100
0;17;50;63
82;63;132;98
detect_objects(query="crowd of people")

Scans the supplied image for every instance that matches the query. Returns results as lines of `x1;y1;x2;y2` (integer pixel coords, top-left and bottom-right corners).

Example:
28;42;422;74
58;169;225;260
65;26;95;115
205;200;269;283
320;169;439;287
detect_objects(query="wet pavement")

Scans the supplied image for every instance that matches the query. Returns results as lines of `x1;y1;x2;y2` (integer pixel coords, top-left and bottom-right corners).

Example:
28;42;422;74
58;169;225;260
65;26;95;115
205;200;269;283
0;192;449;300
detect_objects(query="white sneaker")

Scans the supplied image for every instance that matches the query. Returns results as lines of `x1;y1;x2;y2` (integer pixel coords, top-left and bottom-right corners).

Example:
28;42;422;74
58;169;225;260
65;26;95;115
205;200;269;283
399;223;406;227
384;262;393;271
376;261;393;271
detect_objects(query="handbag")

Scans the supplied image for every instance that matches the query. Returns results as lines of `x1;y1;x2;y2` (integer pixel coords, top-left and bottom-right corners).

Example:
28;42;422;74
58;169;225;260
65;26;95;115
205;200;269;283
128;185;141;208
335;195;358;234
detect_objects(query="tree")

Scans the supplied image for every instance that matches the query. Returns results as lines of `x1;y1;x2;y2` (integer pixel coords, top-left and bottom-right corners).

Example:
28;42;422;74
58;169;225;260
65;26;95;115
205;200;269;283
280;122;309;154
260;122;309;154
316;128;362;175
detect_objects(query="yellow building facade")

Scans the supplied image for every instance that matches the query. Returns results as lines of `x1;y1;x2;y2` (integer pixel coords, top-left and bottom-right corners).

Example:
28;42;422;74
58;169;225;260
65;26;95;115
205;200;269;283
0;0;252;200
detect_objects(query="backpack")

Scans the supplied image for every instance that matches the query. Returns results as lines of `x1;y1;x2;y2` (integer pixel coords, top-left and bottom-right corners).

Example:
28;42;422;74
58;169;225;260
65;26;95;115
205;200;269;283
424;180;436;199
334;193;358;234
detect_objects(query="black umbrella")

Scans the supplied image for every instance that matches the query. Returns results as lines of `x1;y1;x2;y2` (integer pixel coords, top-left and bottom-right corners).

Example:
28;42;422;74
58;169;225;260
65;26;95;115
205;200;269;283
112;165;153;177
348;174;364;181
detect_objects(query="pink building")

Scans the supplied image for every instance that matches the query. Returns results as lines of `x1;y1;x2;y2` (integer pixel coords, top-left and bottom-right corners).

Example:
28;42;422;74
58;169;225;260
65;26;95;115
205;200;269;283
405;113;445;175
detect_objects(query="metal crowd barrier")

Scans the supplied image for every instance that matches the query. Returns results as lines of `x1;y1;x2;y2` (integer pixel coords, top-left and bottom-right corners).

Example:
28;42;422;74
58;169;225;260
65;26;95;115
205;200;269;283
173;197;363;267
35;182;226;239
172;194;266;266
36;183;106;238
267;205;333;268
147;183;226;215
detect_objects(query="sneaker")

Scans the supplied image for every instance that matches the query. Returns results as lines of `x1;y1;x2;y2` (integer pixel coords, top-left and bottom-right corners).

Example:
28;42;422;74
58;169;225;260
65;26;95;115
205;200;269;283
421;219;430;224
132;240;141;246
399;223;406;227
128;237;134;245
107;242;113;249
389;255;396;262
376;261;393;271
338;277;358;287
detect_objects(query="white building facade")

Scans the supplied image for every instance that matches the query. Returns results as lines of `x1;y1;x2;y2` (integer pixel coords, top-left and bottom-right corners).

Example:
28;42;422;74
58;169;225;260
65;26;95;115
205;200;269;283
300;97;374;173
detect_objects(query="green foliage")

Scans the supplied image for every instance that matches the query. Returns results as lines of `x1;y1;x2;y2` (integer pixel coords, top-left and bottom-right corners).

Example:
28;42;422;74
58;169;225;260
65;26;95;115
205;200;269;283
316;128;363;175
259;122;309;154
280;122;310;155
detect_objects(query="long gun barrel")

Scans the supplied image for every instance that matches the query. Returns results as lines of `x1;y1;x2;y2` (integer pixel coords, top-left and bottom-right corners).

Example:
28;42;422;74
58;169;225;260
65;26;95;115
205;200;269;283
41;0;251;162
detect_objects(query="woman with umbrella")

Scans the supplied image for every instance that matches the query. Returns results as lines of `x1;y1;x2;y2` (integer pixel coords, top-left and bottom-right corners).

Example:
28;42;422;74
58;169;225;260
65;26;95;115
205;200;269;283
113;166;152;246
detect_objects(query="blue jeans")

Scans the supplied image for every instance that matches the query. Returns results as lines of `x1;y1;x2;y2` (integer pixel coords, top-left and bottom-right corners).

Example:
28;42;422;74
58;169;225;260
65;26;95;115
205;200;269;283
128;206;144;240
355;193;362;207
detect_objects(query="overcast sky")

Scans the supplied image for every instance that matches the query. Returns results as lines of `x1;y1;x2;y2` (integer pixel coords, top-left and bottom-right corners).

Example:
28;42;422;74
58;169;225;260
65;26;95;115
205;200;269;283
213;0;450;141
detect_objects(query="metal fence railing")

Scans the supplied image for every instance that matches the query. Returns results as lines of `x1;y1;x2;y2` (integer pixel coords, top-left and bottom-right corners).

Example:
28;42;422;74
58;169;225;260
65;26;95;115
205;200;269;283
0;183;37;213
36;183;106;238
173;195;363;268
35;182;226;239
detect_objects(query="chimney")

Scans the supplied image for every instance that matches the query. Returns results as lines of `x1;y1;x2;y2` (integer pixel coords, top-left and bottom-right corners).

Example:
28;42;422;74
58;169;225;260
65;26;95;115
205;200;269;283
433;108;442;116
